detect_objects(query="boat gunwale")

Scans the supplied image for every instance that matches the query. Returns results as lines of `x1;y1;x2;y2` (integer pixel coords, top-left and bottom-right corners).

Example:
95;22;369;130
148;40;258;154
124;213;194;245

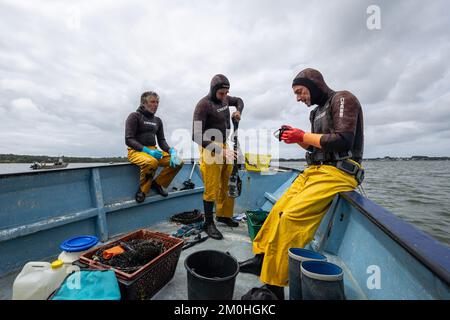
0;161;299;178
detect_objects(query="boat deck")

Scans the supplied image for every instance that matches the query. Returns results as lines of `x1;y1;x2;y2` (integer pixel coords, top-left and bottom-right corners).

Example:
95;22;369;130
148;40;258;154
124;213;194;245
151;220;264;300
1;217;370;300
151;219;367;300
0;219;264;300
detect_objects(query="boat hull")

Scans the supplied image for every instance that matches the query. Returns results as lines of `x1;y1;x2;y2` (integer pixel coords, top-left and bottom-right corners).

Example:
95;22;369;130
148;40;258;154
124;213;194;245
1;163;449;299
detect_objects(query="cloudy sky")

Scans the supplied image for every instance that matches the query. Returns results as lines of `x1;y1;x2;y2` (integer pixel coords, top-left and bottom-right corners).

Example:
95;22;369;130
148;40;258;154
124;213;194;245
1;0;449;159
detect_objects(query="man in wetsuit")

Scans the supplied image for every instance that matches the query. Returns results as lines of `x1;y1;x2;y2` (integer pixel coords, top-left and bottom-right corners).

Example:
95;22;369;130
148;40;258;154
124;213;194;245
192;74;244;240
239;68;364;299
125;91;183;203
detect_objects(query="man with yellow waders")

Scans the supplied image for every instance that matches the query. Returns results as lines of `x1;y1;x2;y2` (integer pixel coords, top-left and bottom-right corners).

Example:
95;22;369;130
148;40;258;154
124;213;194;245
239;68;364;300
125;91;183;203
192;74;244;240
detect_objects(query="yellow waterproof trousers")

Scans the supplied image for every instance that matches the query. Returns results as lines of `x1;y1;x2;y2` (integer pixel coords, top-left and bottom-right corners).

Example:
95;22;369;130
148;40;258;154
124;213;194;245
127;146;183;194
199;146;234;218
253;164;359;287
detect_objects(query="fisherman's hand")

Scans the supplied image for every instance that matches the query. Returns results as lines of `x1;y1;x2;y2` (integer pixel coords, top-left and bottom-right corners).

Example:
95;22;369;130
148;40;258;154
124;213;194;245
231;111;241;122
281;127;305;144
169;148;182;168
280;124;293;131
274;125;293;141
142;146;163;160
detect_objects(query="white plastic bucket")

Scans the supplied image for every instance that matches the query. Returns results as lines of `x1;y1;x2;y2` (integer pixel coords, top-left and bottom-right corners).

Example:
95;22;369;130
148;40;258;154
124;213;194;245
58;249;91;265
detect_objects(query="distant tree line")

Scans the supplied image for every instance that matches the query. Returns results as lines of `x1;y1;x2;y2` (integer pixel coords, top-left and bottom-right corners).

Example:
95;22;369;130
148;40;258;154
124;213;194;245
364;156;450;161
1;154;449;164
0;154;128;163
275;156;450;161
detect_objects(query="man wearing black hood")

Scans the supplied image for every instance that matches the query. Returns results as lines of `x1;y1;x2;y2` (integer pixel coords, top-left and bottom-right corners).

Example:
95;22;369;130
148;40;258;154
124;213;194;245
125;91;183;203
192;74;244;240
239;68;364;300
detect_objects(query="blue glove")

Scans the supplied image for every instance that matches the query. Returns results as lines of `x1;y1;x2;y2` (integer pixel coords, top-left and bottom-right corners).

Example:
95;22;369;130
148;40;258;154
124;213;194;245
169;148;182;168
142;146;163;160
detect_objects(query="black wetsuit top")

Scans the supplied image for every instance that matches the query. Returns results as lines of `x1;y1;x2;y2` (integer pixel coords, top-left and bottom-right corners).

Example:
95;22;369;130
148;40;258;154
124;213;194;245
125;105;170;152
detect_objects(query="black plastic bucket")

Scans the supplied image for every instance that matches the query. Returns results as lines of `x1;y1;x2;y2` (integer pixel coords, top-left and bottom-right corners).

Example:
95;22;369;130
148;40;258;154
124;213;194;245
301;260;345;300
184;250;239;300
288;248;327;300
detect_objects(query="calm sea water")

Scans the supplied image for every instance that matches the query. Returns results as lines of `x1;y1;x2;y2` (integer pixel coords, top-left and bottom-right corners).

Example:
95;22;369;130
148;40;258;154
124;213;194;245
277;160;450;246
0;162;119;174
1;161;449;246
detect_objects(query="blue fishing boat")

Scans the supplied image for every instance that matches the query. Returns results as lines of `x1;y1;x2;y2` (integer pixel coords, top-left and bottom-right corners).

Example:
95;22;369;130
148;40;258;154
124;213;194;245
0;162;449;299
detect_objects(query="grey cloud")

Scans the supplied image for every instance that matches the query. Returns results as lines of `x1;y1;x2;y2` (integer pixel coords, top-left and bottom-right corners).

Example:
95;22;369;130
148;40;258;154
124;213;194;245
1;0;449;159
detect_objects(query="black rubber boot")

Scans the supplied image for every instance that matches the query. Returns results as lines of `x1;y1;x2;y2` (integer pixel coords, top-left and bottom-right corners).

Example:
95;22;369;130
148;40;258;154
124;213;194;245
203;201;223;240
238;253;264;276
135;189;146;203
151;181;168;197
216;217;239;227
240;283;284;300
263;284;285;300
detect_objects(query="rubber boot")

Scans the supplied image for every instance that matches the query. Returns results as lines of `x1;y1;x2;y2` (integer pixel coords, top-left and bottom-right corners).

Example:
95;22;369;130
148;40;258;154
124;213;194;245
238;253;264;276
203;200;223;240
216;217;239;227
240;283;284;300
135;189;146;203
263;284;285;300
151;181;168;197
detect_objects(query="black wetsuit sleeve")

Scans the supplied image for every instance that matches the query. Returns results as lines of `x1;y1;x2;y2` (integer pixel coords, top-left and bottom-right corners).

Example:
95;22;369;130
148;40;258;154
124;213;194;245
228;96;244;114
156;119;170;152
125;113;144;151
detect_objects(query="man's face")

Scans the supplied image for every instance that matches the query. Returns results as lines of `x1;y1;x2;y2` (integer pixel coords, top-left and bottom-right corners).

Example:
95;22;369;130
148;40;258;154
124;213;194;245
293;85;311;106
143;96;159;114
216;88;229;101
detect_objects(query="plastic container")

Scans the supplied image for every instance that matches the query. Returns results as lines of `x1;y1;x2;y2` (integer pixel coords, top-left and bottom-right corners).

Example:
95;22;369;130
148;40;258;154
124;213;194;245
12;259;68;300
79;229;183;300
301;260;345;300
58;251;90;264
184;250;239;300
288;248;327;300
58;235;99;265
245;210;269;241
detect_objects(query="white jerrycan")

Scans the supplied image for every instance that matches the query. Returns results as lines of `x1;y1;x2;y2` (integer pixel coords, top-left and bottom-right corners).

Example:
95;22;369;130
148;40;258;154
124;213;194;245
12;260;67;300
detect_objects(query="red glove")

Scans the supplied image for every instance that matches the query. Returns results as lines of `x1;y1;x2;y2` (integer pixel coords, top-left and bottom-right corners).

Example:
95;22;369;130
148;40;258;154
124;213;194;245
281;125;293;130
281;127;305;144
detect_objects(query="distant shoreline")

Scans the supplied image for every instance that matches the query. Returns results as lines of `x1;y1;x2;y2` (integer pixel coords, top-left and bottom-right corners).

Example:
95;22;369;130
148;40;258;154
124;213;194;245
276;156;450;162
1;154;449;163
0;154;128;164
